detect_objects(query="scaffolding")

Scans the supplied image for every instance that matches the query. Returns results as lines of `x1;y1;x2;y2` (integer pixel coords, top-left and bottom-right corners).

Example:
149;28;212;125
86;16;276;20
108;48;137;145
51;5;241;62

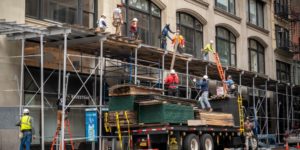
0;19;300;149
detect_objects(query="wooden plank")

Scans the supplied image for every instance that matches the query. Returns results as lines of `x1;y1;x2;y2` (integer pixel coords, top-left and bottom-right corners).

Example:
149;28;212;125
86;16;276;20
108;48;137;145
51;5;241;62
187;120;207;126
109;84;163;96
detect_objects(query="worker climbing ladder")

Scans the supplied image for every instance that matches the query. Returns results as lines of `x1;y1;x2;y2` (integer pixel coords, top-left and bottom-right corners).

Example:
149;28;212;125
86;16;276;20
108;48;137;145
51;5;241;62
50;118;75;150
238;95;244;133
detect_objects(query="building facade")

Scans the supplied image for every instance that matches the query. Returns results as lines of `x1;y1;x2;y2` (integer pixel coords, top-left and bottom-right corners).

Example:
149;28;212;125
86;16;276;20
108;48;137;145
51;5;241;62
0;0;299;149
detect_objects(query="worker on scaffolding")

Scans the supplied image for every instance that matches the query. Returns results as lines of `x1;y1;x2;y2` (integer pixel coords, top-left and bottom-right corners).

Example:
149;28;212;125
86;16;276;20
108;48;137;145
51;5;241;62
130;18;139;40
224;75;236;94
56;95;70;131
194;75;213;112
172;29;185;53
202;40;215;61
244;117;255;150
96;15;107;33
160;24;175;49
165;69;179;96
112;4;124;36
16;108;35;150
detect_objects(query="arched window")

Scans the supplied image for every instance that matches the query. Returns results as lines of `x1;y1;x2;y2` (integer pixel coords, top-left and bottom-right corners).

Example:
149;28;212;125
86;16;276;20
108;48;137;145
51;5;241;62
249;39;265;73
121;0;161;47
176;12;203;58
216;27;236;66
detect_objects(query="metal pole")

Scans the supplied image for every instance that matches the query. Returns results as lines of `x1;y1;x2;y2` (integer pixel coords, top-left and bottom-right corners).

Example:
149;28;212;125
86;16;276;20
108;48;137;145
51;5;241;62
61;33;68;150
40;34;45;150
290;85;294;128
239;71;243;95
286;85;289;132
162;52;166;95
205;65;208;75
276;83;280;143
186;61;189;99
19;38;25;116
265;80;268;144
252;76;257;134
134;48;138;85
58;45;62;97
92;53;98;150
99;39;104;150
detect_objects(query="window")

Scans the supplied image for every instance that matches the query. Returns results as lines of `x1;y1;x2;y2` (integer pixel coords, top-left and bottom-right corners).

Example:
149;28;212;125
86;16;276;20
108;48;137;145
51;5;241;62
176;12;203;58
216;0;235;14
249;39;265;73
248;0;264;28
276;60;291;83
274;0;288;19
216;27;236;66
122;0;161;47
26;0;95;28
275;25;290;50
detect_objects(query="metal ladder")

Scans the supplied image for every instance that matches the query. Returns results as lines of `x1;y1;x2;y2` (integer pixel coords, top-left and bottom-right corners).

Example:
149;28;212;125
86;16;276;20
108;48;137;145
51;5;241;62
213;52;227;95
238;95;244;133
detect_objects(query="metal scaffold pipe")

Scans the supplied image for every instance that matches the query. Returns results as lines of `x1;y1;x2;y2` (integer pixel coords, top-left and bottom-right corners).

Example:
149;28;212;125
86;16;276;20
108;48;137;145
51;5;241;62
40;34;45;150
61;33;68;150
19;38;25;117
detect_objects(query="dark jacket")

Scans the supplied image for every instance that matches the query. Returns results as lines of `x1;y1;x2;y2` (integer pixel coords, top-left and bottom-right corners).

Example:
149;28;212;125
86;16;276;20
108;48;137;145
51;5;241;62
196;79;209;91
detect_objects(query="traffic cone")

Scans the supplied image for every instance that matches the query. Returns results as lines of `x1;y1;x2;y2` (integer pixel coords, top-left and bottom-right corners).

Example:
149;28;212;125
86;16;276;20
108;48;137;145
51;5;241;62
285;141;289;150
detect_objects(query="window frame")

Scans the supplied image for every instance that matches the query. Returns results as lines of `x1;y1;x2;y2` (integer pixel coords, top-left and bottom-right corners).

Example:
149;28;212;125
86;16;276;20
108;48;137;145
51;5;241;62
25;0;96;27
248;39;265;73
215;0;236;15
176;12;203;58
275;25;290;50
248;0;265;28
216;26;236;66
122;0;161;46
276;60;291;83
274;0;288;19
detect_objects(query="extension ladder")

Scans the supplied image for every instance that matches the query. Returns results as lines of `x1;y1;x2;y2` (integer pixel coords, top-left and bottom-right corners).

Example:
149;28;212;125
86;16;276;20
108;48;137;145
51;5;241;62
50;118;74;150
213;52;227;94
238;95;244;133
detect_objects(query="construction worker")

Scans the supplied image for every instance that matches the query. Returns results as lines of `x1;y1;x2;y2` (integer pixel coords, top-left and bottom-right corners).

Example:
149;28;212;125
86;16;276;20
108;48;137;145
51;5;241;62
56;95;70;131
172;29;185;53
112;4;124;36
244;117;255;150
161;24;175;49
202;40;215;60
16;108;35;150
224;75;235;94
164;69;179;96
96;15;107;33
130;18;138;40
195;75;212;112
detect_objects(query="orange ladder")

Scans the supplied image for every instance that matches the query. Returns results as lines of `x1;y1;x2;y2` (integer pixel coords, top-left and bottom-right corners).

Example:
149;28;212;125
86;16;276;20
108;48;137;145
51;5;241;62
50;119;74;150
213;52;227;95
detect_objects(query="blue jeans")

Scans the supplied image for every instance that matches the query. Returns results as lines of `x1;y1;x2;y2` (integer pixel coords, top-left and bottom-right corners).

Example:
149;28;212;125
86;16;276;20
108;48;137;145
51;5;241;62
198;91;211;109
19;131;32;150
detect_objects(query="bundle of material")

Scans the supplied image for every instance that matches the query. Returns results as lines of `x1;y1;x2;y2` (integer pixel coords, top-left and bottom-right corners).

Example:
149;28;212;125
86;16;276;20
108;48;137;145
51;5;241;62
191;111;234;127
209;95;230;101
107;110;137;127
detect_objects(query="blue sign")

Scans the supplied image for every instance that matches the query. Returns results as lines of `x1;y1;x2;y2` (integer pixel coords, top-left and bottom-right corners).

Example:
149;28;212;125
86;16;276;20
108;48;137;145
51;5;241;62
85;108;98;142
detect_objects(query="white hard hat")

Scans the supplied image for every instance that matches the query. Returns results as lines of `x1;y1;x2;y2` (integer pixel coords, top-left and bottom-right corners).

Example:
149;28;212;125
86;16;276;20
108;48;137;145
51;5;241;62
132;18;138;22
210;40;214;44
23;108;29;114
170;69;176;74
203;75;208;79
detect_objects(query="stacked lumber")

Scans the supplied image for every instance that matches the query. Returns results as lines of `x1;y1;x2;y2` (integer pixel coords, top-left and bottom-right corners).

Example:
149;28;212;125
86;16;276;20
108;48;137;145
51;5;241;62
192;111;234;127
107;110;137;127
109;84;163;96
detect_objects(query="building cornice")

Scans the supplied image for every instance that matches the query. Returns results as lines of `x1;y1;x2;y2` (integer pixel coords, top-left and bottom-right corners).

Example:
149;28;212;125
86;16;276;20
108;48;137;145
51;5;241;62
214;7;242;24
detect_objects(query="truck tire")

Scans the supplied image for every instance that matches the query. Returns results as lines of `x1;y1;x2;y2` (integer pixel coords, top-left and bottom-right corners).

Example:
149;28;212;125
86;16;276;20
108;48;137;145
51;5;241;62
183;134;200;150
200;134;214;150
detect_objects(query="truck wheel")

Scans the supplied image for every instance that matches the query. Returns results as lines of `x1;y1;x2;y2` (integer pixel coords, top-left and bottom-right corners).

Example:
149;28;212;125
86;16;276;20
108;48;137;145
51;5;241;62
200;134;214;150
183;134;200;150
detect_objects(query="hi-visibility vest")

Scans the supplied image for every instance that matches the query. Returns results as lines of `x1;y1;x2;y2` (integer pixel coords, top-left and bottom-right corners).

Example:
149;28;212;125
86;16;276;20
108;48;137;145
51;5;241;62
203;43;214;53
20;115;32;131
